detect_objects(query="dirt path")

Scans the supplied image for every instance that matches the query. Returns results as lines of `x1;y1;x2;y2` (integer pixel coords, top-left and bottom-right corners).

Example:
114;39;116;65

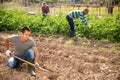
0;31;120;80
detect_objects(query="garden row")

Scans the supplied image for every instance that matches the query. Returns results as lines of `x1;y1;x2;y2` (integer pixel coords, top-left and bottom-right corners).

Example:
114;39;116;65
0;8;120;42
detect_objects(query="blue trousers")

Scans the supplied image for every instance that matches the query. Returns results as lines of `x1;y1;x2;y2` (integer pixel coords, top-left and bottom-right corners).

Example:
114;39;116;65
7;49;35;68
66;15;74;31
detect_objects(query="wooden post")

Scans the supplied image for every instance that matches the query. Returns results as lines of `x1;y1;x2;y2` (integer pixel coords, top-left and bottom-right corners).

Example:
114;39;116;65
38;0;41;14
0;0;4;3
118;1;120;19
106;0;114;14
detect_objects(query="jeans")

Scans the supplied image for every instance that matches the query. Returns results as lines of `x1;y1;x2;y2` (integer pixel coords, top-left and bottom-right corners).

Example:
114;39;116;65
66;15;74;31
7;49;35;68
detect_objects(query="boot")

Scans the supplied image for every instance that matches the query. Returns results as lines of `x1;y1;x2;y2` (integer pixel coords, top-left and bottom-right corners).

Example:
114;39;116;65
15;60;22;71
27;59;36;76
15;63;22;71
69;30;75;37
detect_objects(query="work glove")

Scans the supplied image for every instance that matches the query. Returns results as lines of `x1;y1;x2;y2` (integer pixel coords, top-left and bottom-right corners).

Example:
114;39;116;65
5;50;11;56
34;63;40;68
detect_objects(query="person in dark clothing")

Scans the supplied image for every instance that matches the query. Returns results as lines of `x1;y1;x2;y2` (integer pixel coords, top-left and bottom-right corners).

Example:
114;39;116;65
41;2;50;16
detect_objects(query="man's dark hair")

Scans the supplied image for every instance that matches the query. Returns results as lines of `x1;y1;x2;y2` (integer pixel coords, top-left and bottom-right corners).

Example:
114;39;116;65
21;26;30;33
42;2;46;5
83;8;89;12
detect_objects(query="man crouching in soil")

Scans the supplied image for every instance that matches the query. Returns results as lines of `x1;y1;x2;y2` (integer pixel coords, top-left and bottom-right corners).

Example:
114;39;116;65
5;26;40;76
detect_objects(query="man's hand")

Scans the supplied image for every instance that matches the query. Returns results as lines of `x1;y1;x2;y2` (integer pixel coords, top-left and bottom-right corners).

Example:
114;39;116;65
5;50;11;56
35;63;40;68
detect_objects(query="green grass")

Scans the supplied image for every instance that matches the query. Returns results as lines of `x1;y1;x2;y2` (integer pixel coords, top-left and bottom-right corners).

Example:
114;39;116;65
64;40;73;46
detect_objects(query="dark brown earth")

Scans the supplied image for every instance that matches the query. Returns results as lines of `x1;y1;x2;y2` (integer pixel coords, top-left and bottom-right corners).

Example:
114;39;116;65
0;31;120;80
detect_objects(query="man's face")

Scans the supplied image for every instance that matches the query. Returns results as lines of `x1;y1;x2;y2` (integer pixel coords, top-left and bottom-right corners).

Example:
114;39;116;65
21;30;31;41
43;3;47;7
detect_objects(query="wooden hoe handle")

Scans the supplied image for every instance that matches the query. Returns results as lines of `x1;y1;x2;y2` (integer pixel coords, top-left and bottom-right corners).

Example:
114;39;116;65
13;55;51;73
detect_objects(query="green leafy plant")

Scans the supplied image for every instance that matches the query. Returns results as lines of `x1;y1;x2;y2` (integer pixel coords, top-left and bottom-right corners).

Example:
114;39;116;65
0;8;120;42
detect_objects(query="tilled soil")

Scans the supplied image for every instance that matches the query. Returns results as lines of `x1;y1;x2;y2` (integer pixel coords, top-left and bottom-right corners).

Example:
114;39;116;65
0;31;120;80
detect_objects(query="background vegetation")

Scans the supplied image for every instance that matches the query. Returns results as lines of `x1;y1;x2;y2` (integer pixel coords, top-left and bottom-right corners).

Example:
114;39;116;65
0;7;120;42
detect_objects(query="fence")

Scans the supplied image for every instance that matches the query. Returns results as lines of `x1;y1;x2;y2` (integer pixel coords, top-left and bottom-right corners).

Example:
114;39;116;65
26;3;119;16
1;2;120;16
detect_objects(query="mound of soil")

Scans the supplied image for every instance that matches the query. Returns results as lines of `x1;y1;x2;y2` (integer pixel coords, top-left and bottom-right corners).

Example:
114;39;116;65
0;31;120;80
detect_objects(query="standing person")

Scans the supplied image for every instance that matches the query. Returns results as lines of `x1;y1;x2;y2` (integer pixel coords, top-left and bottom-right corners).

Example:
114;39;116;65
41;2;50;16
66;8;91;37
5;27;40;76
